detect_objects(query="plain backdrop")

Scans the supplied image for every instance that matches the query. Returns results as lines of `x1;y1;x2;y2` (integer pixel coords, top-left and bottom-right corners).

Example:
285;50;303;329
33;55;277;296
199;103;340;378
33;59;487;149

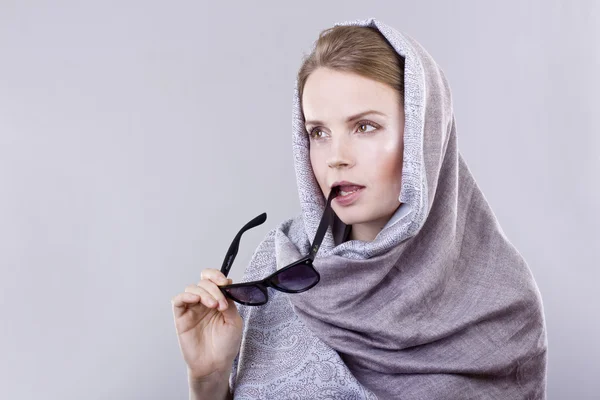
1;1;598;399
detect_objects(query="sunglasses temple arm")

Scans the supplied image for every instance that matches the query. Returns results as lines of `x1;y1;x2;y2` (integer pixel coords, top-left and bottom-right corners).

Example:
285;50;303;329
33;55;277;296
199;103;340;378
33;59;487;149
220;212;267;277
308;188;339;261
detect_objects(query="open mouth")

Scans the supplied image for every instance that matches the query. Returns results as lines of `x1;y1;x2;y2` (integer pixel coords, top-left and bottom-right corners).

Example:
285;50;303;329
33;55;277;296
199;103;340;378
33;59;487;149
331;182;365;205
337;185;364;196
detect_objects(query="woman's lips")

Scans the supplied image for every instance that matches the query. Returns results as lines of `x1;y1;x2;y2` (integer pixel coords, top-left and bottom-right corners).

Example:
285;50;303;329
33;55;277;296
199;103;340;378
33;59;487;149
334;186;365;206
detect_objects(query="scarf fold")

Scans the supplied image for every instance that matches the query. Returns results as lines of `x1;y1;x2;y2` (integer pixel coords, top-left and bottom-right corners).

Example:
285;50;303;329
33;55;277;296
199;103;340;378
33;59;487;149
232;17;547;399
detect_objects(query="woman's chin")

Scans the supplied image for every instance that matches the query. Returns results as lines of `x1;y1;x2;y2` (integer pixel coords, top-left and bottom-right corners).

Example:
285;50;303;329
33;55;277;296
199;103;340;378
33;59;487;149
334;208;369;226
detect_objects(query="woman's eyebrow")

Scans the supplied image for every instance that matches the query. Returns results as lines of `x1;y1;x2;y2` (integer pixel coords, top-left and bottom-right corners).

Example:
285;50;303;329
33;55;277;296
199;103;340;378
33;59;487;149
304;110;386;128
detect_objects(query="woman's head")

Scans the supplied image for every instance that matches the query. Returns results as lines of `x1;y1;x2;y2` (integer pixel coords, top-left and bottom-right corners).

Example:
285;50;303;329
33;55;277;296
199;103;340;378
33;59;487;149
297;26;406;241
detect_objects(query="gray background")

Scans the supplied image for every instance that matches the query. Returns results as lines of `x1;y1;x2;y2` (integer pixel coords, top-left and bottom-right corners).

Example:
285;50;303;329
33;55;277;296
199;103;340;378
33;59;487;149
1;1;598;399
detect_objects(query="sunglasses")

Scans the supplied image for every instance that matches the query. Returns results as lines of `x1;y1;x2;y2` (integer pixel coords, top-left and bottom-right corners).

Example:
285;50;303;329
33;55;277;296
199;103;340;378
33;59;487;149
218;187;339;306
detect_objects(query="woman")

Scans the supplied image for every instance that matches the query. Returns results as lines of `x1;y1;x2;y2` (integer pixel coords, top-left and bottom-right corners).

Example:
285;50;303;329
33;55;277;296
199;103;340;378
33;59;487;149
171;17;548;399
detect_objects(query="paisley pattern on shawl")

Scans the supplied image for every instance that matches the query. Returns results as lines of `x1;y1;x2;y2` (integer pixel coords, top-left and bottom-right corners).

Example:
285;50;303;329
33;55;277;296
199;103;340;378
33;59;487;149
229;226;378;400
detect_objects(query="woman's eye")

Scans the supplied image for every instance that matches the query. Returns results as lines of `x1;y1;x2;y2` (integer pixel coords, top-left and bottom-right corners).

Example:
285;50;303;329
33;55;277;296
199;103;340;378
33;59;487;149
308;128;326;140
357;122;377;133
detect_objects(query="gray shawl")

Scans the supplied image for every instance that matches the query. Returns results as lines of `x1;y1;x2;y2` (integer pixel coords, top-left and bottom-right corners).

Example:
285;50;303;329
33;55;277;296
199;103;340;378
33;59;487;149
230;17;547;400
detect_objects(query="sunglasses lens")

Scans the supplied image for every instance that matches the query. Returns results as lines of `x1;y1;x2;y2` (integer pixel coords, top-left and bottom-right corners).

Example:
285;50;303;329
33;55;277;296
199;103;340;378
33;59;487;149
224;285;266;305
272;264;319;291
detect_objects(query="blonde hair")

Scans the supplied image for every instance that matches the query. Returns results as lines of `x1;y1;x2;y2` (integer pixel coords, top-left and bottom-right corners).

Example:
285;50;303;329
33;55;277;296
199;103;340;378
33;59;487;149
297;25;405;110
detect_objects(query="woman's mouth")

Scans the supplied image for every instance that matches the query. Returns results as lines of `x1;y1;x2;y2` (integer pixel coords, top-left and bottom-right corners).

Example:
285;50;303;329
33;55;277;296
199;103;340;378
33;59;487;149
339;185;362;196
333;184;365;206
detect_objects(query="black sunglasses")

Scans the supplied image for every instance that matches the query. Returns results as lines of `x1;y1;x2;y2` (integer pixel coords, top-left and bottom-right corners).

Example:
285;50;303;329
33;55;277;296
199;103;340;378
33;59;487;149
219;187;339;306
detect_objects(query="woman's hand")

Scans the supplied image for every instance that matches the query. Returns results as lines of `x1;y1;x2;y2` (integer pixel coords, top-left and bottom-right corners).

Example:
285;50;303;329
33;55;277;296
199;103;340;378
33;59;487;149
171;268;243;381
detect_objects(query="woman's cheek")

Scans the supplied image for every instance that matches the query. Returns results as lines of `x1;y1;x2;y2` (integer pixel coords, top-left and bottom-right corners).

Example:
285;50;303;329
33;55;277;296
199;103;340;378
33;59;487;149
309;148;328;193
361;137;403;198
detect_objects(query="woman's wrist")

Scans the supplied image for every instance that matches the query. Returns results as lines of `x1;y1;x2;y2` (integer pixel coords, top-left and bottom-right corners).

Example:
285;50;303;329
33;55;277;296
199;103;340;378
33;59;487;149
188;369;231;400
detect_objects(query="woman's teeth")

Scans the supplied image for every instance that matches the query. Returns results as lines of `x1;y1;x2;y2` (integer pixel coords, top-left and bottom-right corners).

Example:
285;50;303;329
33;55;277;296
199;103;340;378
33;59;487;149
340;189;359;196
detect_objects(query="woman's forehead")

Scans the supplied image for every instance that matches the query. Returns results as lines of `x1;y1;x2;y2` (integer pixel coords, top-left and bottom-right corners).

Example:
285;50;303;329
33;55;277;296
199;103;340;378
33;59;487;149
302;70;400;125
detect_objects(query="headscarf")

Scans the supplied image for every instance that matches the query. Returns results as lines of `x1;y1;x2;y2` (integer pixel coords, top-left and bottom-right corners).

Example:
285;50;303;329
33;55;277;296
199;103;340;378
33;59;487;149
230;17;547;400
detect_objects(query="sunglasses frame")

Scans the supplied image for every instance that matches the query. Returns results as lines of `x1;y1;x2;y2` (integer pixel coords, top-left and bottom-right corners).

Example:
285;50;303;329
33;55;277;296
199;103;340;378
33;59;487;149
218;187;339;306
219;256;320;306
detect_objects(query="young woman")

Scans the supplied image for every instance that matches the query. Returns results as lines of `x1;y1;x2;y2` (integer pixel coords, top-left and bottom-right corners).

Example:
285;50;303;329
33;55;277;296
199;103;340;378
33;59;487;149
171;17;548;399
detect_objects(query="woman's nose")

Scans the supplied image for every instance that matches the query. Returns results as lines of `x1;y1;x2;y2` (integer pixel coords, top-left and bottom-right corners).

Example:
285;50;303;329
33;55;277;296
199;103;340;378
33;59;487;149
327;137;354;169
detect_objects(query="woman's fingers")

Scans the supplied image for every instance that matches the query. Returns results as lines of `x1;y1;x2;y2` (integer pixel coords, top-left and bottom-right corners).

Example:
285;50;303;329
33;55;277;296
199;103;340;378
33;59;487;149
200;268;231;285
199;268;233;311
196;279;231;311
171;268;234;319
171;291;201;318
184;284;220;309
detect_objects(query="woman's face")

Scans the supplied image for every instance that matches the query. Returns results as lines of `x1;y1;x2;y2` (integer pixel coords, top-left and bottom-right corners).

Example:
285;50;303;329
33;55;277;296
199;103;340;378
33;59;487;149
302;67;405;240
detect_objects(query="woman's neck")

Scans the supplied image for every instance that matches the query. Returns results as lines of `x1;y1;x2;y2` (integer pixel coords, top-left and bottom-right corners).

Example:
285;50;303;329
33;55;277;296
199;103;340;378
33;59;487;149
346;203;403;242
348;218;388;242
